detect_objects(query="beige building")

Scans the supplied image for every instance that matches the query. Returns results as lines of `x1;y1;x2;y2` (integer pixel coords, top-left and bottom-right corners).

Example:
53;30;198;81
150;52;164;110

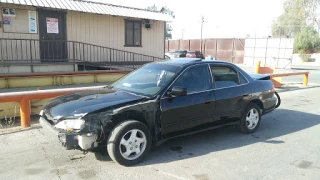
0;0;171;73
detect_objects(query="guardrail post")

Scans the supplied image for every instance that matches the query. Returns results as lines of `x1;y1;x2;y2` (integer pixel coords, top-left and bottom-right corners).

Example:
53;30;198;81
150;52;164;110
255;61;261;74
20;98;31;128
303;73;308;86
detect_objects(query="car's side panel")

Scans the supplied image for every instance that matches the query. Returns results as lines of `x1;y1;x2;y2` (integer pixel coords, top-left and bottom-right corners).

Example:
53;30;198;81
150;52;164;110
208;63;252;122
213;84;251;122
160;90;216;136
249;80;277;114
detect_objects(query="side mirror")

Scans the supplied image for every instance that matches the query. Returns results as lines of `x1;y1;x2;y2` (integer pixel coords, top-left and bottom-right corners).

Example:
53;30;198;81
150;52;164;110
168;86;187;96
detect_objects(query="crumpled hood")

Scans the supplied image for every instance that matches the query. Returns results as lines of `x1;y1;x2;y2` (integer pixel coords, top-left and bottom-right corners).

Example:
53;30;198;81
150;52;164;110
42;88;145;120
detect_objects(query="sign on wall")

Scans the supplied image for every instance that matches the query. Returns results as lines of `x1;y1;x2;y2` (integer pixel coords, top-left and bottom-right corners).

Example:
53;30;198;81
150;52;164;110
2;8;38;34
29;11;37;33
3;17;10;24
46;17;59;34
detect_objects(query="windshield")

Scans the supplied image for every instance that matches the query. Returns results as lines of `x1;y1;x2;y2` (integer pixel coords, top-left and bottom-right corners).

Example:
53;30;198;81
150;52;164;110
111;63;182;96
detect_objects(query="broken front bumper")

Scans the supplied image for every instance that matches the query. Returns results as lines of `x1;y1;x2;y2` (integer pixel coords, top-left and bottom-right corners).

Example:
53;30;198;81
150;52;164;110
39;117;98;150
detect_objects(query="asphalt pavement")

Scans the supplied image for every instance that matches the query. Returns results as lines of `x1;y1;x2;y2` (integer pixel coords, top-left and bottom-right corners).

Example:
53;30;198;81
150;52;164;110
0;87;319;180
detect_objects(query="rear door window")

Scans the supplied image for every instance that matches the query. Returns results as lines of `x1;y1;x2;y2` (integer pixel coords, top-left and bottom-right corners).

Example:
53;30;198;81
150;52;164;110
210;65;240;88
239;73;248;84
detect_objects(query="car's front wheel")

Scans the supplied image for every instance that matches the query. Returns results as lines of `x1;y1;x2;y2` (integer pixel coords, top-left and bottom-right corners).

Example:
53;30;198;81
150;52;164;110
238;103;262;134
107;120;152;166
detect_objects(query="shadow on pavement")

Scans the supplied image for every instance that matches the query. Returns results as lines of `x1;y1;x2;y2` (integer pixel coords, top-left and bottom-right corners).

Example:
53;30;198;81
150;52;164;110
93;145;112;162
92;108;320;165
128;108;319;166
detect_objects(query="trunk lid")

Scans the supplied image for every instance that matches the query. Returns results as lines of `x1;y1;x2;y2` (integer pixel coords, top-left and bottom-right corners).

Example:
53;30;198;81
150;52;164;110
250;73;271;80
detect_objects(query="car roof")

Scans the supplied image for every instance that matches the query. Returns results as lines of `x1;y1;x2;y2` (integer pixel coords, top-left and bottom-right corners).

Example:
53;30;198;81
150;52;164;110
155;58;233;67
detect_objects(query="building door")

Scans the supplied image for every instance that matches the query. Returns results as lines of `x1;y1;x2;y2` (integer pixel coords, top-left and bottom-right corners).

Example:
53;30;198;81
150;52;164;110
38;10;67;62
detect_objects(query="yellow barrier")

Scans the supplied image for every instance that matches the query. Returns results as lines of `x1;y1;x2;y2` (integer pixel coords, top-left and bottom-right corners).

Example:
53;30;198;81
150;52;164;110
255;61;309;88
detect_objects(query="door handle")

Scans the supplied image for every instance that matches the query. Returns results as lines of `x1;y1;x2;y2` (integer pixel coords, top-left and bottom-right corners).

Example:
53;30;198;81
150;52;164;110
205;101;211;104
243;93;250;97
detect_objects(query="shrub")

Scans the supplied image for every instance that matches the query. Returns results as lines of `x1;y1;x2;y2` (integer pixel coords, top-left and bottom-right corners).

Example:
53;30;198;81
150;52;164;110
294;26;320;54
299;54;311;62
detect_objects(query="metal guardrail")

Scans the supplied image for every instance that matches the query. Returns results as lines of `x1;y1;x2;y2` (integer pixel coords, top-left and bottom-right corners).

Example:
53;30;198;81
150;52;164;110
0;86;103;128
0;38;163;69
0;70;132;127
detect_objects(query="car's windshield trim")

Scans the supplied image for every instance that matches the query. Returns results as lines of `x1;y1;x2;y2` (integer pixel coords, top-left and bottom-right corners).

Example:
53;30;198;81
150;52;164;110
111;64;182;97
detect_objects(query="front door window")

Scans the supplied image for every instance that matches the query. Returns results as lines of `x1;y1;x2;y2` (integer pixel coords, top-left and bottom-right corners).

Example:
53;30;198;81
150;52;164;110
172;65;211;94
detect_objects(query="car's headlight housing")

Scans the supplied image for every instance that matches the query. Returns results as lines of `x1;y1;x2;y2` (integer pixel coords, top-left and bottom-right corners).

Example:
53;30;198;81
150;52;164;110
55;119;85;131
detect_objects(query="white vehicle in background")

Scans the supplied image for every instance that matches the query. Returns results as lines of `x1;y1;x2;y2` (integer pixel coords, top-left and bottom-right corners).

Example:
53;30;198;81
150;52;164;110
165;52;178;59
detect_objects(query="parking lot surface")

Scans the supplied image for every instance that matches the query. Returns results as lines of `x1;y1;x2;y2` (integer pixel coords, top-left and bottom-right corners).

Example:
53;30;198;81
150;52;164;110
1;87;320;180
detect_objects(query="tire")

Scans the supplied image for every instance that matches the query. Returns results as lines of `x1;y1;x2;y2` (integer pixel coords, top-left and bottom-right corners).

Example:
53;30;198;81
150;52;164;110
275;91;281;108
107;120;152;166
238;103;262;134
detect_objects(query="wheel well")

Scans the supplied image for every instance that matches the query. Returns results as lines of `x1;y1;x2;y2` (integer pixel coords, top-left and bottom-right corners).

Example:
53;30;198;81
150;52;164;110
250;99;264;110
110;111;147;127
104;111;154;136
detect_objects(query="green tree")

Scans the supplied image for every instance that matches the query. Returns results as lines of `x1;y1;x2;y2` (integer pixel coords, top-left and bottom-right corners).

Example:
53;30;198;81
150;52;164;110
294;26;320;53
272;0;320;53
272;0;320;37
146;5;175;40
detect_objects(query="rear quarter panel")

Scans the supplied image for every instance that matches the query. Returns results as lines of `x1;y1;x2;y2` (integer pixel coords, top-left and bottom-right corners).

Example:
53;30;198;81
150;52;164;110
249;79;277;113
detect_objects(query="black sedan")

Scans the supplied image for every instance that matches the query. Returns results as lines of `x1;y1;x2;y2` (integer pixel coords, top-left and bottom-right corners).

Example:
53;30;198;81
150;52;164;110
39;58;280;166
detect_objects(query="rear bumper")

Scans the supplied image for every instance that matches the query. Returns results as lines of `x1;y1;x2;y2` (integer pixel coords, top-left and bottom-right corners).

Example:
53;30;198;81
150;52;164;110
39;117;98;150
262;95;277;115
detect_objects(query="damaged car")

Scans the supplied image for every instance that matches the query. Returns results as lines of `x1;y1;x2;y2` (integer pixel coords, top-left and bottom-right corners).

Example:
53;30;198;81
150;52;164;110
39;58;280;166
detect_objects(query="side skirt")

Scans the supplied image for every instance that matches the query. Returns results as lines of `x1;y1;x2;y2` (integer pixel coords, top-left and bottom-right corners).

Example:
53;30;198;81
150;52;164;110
154;121;239;147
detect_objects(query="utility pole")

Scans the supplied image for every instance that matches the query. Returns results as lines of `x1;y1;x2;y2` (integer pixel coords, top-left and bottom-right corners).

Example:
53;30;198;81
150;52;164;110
200;16;204;53
312;0;315;26
181;29;185;40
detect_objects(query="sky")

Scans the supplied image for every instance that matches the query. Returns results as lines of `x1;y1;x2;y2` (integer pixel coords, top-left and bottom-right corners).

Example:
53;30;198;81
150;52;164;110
92;0;286;39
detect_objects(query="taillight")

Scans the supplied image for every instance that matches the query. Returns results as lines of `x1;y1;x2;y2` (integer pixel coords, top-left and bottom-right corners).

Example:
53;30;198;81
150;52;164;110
187;54;196;57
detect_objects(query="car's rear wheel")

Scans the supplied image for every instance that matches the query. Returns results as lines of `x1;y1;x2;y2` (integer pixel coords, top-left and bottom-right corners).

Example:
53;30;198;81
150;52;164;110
238;103;261;134
107;120;152;166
